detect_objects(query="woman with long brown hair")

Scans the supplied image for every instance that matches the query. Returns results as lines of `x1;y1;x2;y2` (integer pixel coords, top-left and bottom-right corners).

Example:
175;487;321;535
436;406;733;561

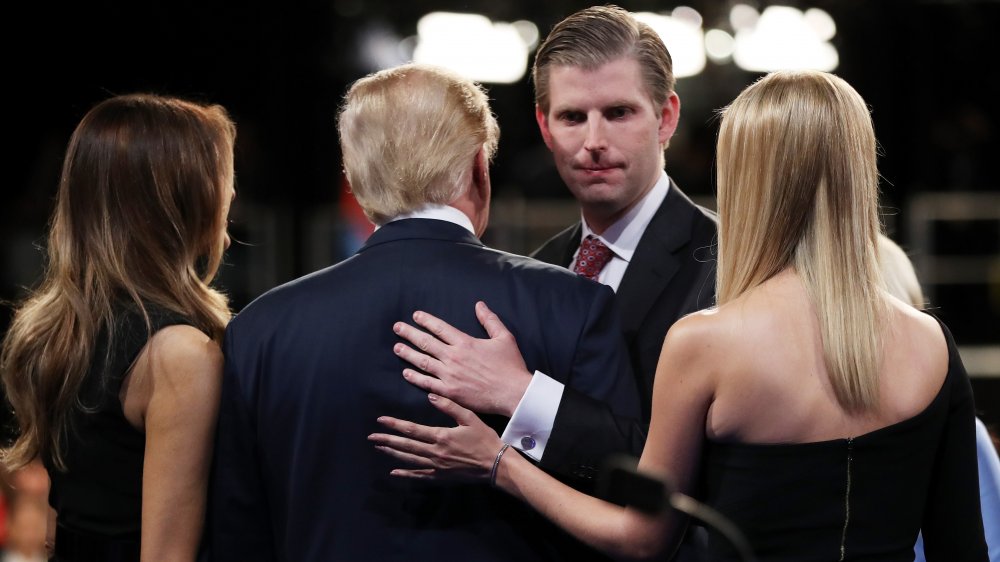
1;94;236;561
371;71;988;560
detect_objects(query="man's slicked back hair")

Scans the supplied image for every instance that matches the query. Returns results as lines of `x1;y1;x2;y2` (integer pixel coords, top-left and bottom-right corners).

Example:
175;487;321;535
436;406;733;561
532;5;675;113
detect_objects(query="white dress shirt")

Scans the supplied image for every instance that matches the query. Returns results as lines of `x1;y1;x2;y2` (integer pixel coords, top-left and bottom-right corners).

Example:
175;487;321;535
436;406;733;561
382;204;476;234
501;172;671;461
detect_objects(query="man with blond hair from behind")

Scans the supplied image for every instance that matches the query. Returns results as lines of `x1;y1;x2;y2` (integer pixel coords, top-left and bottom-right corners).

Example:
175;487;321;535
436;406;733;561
203;64;639;561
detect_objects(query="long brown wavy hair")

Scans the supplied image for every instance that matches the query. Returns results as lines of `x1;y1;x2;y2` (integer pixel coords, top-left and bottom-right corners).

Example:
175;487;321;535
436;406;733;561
1;94;235;470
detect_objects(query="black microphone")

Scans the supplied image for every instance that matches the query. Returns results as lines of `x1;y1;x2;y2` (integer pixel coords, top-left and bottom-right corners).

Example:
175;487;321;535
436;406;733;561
598;454;758;562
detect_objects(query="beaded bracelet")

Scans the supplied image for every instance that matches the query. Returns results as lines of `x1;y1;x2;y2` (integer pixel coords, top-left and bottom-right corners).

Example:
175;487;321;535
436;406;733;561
490;443;511;487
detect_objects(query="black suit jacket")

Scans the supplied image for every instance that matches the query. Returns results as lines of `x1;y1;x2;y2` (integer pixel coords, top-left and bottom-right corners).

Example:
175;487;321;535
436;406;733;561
204;218;639;562
532;181;717;480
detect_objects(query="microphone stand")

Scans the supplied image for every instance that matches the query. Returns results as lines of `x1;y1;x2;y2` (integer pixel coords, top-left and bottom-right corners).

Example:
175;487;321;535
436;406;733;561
598;454;757;562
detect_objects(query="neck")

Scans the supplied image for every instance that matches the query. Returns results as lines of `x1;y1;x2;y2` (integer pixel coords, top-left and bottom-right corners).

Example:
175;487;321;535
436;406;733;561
448;194;486;237
581;210;618;236
581;176;659;235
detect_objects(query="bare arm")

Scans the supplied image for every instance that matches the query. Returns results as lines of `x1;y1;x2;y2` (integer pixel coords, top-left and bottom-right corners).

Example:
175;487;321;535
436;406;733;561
373;312;717;559
372;392;673;559
124;325;223;562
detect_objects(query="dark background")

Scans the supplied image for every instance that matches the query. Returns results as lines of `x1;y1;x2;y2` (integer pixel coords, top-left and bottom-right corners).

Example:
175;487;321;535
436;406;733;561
4;1;999;428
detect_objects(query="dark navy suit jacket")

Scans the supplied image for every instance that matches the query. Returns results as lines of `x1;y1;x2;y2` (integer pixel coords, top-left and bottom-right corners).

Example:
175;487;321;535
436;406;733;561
532;182;717;481
204;218;639;561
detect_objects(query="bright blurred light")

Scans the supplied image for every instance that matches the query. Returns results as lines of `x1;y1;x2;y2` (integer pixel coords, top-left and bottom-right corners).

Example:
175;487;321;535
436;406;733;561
412;12;536;84
729;4;759;32
512;19;539;49
705;29;735;62
733;5;839;72
804;8;837;41
359;25;409;71
671;6;703;28
634;10;706;78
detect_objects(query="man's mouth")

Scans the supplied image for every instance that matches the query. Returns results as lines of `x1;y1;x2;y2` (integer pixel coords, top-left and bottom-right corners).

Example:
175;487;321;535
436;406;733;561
577;164;621;173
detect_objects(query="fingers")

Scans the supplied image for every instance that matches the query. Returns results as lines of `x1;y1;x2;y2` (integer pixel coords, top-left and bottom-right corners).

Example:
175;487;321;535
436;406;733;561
475;301;511;340
375;416;438;444
401;369;445;394
393;341;442;376
372;444;435;468
410;310;468;346
393;322;448;364
371;443;441;480
368;431;431;455
389;468;437;480
427;394;481;428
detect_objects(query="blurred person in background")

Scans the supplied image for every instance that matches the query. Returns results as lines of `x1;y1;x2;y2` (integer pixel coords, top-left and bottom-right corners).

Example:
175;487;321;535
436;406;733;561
879;234;1000;561
0;460;48;562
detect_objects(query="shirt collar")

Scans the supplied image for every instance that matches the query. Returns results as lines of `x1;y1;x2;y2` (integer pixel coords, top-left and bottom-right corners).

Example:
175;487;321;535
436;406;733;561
381;204;476;235
580;171;671;263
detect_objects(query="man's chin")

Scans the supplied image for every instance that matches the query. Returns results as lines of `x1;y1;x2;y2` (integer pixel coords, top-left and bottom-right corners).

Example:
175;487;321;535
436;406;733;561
569;180;622;200
575;192;630;214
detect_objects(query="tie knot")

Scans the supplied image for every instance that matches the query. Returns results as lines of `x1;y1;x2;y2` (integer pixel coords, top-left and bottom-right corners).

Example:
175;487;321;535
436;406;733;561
573;235;614;281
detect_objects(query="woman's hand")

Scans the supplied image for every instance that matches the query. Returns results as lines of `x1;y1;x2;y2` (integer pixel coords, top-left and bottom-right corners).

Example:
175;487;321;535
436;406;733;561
392;301;532;417
369;393;506;482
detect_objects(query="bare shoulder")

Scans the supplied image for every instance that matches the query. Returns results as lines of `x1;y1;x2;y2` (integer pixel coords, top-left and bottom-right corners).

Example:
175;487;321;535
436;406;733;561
887;298;948;374
122;325;222;429
668;307;731;345
143;325;223;389
657;307;734;379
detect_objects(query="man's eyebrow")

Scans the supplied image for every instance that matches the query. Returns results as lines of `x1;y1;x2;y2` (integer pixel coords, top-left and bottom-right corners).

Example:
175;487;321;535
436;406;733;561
603;98;640;108
551;98;642;113
549;103;580;114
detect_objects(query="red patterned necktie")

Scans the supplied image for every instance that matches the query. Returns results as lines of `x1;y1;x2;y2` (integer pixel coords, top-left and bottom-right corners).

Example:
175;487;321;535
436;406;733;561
572;235;614;281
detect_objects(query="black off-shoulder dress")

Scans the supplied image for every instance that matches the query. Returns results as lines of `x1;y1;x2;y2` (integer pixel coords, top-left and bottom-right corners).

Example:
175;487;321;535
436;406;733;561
700;320;988;561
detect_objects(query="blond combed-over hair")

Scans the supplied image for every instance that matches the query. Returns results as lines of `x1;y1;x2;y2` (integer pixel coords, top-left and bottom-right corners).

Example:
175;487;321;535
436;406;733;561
716;71;889;413
338;64;499;224
1;94;234;470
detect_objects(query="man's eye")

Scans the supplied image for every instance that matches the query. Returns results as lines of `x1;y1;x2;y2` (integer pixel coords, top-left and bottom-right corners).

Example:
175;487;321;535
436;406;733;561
608;107;632;119
560;112;585;124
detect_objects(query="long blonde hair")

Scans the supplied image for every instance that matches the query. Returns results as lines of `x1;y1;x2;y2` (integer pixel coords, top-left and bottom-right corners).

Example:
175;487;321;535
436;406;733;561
716;71;888;413
1;94;235;470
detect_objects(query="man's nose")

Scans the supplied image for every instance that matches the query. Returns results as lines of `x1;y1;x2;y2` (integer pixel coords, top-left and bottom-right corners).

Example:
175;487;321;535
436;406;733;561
582;118;608;152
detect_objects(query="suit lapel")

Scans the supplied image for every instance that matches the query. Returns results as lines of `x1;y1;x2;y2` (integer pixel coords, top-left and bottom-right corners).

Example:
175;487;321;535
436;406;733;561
615;182;698;334
531;222;582;268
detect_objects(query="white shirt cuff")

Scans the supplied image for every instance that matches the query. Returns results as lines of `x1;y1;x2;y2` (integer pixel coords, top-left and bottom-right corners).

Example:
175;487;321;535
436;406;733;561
501;370;565;462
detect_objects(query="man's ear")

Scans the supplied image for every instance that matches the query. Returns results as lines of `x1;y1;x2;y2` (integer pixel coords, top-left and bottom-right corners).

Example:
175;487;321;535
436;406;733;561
469;146;491;237
472;146;491;204
535;104;554;150
657;93;681;145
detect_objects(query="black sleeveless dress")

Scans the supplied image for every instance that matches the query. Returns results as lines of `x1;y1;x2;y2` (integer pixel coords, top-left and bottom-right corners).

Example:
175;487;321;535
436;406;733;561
45;304;194;562
699;320;988;561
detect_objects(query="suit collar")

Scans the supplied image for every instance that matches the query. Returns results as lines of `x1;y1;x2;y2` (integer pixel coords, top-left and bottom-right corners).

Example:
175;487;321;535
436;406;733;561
533;180;713;332
383;204;476;235
615;180;705;332
542;223;582;268
358;218;484;253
